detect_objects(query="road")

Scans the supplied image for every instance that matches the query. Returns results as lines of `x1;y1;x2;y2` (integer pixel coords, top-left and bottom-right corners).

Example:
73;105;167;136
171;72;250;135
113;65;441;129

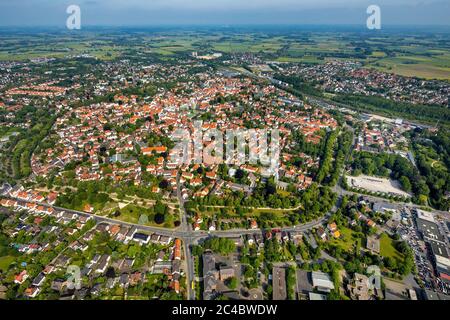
176;172;196;300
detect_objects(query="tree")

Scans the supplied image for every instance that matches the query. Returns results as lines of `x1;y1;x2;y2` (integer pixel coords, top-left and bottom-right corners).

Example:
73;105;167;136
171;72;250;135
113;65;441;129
235;169;245;180
225;277;238;290
399;176;412;192
202;237;235;255
154;213;165;224
159;179;169;189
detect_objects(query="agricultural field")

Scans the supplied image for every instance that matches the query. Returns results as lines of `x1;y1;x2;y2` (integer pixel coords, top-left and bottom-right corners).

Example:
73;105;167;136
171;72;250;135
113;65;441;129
369;54;450;80
1;28;449;80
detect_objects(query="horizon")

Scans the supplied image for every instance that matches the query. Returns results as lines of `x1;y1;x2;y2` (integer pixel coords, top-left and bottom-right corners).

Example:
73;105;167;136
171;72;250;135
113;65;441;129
0;0;449;27
0;24;450;33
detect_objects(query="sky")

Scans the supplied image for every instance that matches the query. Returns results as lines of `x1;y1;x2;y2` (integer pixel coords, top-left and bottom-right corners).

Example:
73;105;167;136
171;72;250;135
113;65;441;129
0;0;449;27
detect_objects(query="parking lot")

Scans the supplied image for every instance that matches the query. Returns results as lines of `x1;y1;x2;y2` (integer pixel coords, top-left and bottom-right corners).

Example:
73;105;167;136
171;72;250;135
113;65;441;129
347;175;411;198
397;211;448;295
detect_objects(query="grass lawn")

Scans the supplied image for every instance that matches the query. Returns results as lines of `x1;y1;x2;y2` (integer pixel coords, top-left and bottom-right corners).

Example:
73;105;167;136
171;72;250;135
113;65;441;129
117;204;176;229
329;227;361;252
0;255;15;271
379;233;404;260
118;204;153;224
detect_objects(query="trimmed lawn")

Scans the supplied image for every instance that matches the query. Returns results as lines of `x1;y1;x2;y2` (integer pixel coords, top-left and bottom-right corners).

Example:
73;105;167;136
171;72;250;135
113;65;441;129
380;233;403;260
117;204;176;229
329;227;361;252
119;204;153;224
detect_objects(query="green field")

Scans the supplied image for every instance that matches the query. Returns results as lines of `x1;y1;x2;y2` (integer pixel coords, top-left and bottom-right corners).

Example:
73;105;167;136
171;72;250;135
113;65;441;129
0;255;15;271
379;233;403;260
329;226;361;252
117;204;176;229
369;56;450;80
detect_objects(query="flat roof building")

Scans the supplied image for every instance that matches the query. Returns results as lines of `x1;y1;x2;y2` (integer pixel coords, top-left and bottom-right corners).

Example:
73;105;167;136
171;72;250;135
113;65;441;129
366;236;380;254
416;218;445;243
272;267;287;300
312;271;335;293
416;209;435;223
309;292;327;300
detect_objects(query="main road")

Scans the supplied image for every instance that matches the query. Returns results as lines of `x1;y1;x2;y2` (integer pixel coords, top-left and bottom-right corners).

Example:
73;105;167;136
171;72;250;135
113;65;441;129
176;172;196;300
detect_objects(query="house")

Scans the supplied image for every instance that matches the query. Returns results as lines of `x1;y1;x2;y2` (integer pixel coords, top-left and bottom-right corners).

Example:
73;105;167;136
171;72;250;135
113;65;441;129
51;279;66;292
152;261;173;274
14;270;28;284
309;292;327;300
190;178;202;186
150;234;160;243
194;214;203;224
373;202;397;214
327;222;337;232
24;287;40;298
109;224;121;236
159;235;172;245
43;265;55;274
254;233;264;248
95;255;111;274
274;231;282;243
106;277;118;289
142;146;167;155
133;232;150;245
205;171;217;179
367;219;376;228
125;228;136;243
129;272;143;286
90;283;103;296
203;251;218;300
226;235;243;247
83;204;94;213
172;260;181;278
182;172;194;180
219;266;235;281
173;239;182;260
156;250;165;262
117;258;135;273
332;230;341;238
32;273;46;287
115;226;129;242
194;187;209;198
46;192;58;205
171;280;180;294
119;274;130;287
317;226;327;241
